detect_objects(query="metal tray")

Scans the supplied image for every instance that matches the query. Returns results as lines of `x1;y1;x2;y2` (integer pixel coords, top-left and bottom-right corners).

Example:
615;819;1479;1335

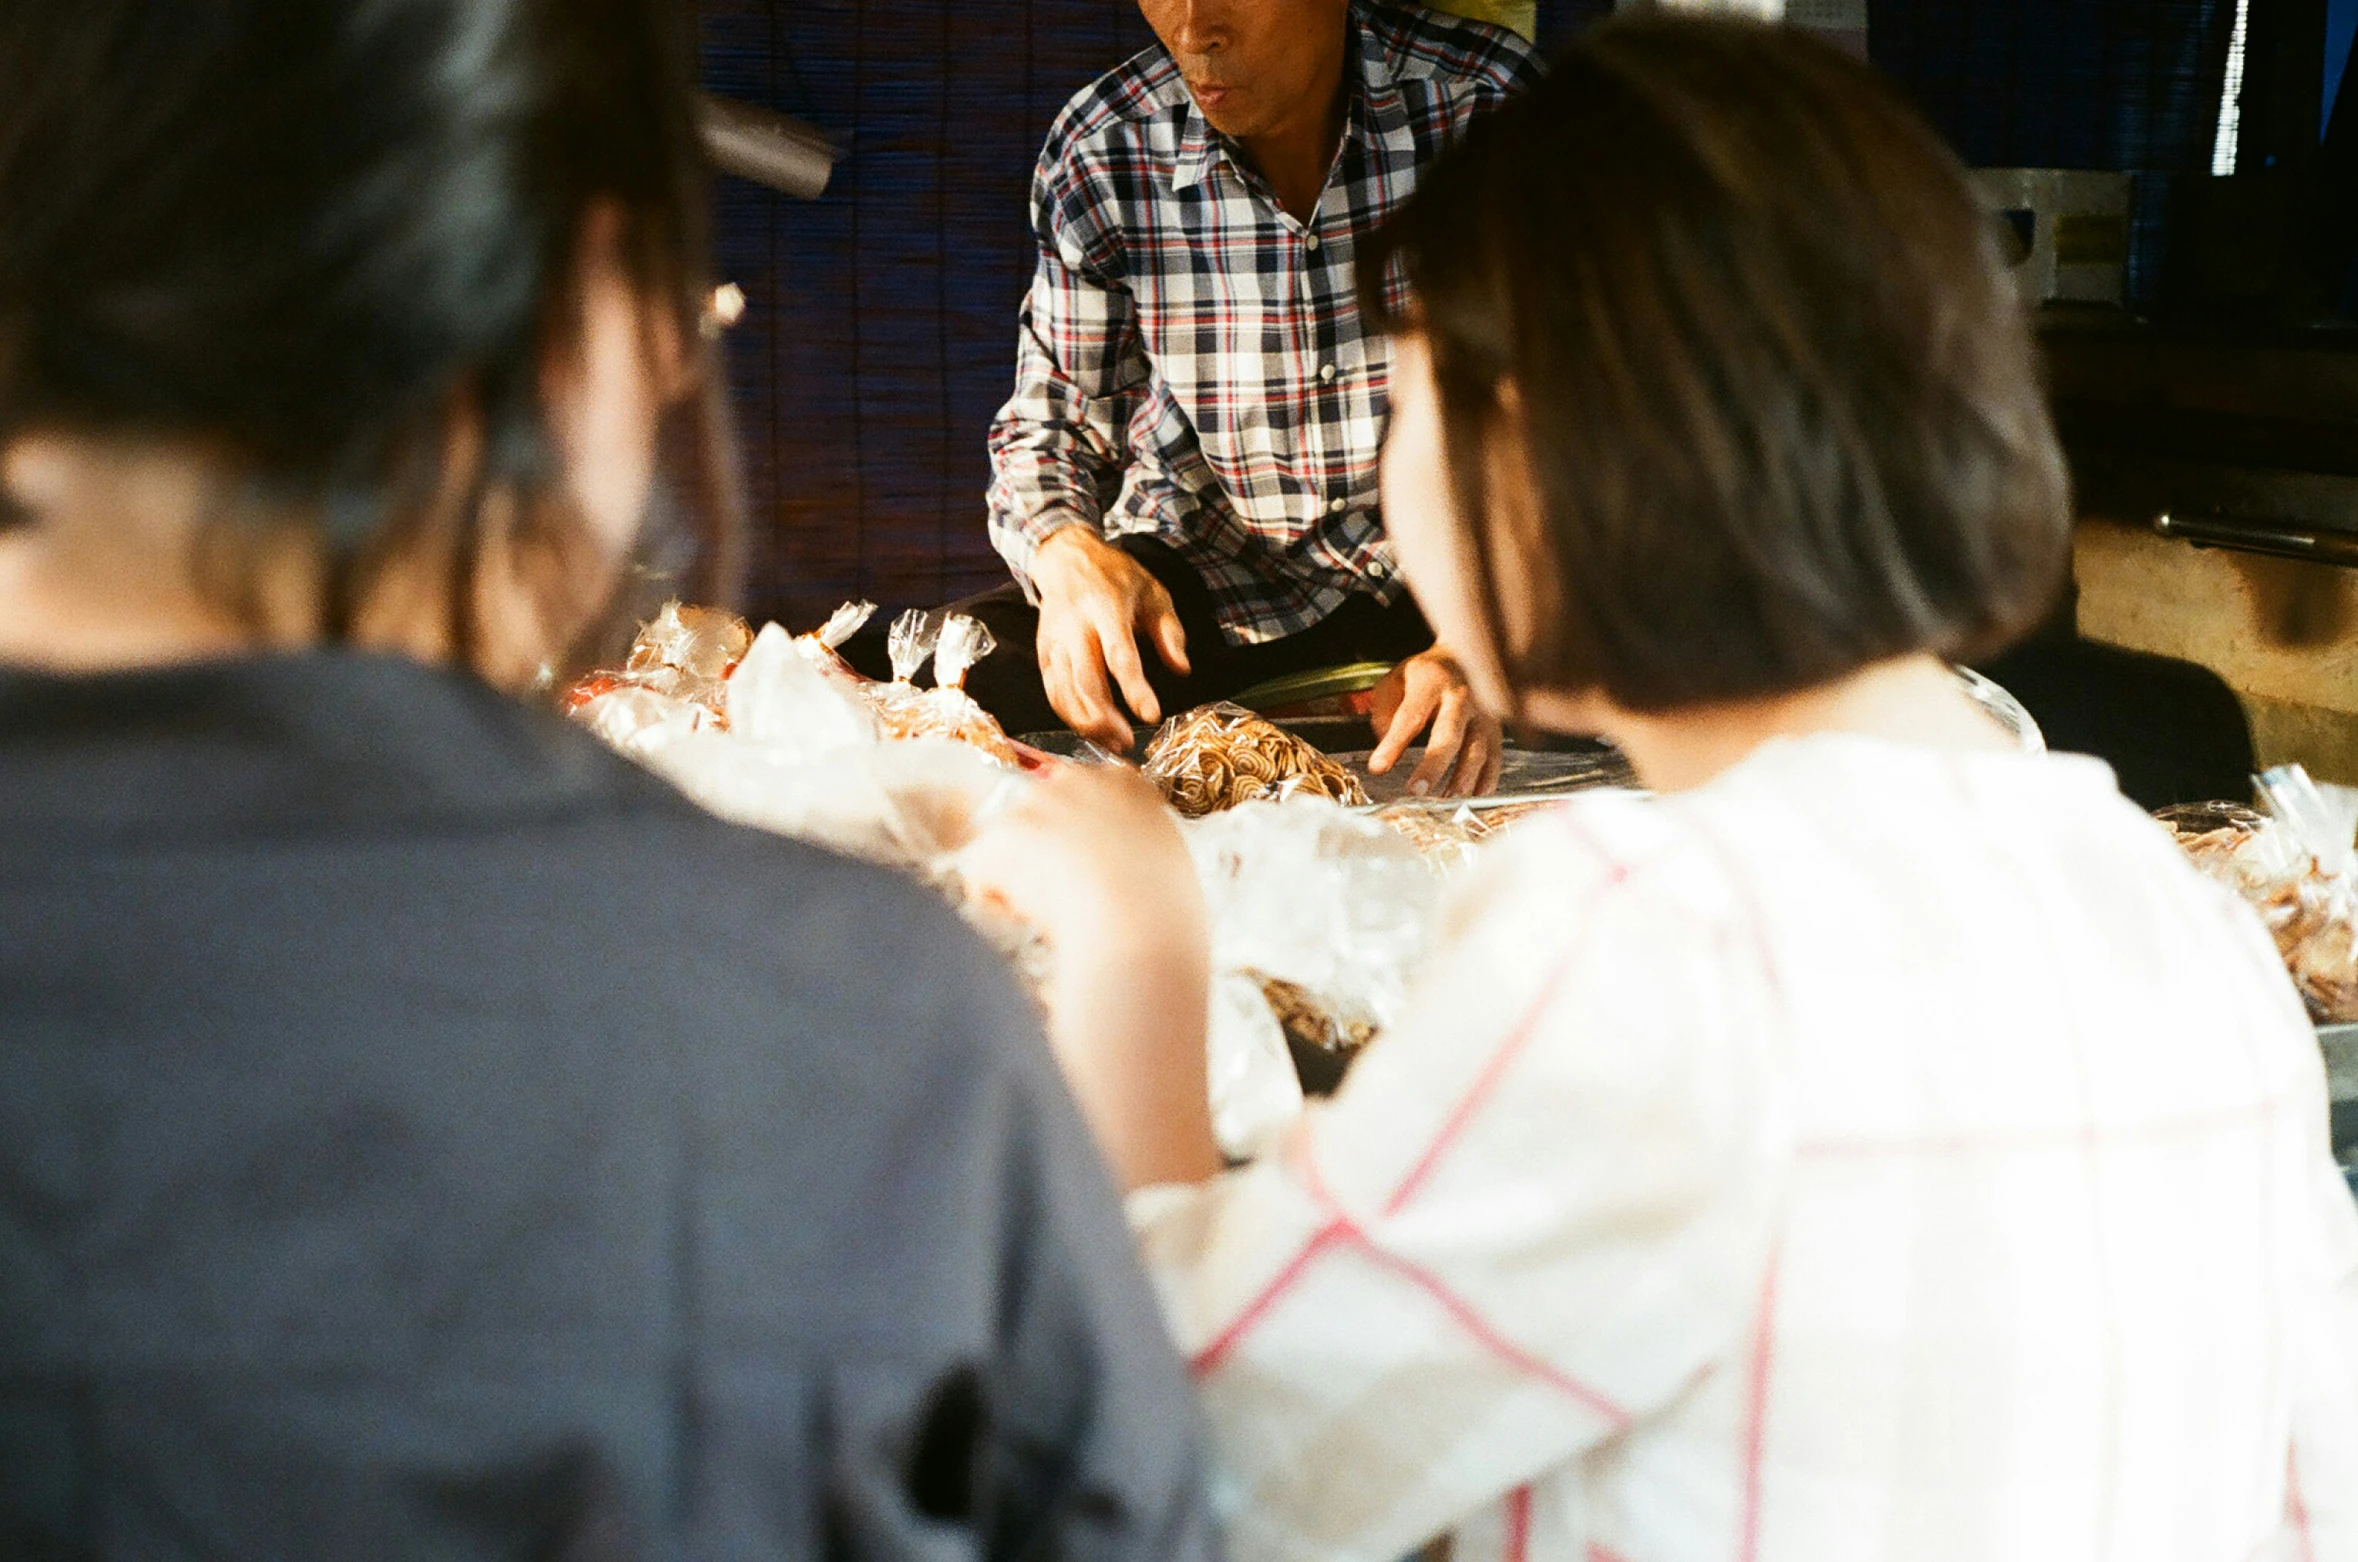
2320;1023;2358;1165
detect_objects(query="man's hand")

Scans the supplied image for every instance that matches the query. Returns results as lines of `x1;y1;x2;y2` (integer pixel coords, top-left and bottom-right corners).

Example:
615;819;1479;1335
1367;647;1504;798
1031;527;1191;751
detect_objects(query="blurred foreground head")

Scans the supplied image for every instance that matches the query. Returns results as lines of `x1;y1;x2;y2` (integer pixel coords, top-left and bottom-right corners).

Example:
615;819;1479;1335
1367;12;2072;721
0;0;733;687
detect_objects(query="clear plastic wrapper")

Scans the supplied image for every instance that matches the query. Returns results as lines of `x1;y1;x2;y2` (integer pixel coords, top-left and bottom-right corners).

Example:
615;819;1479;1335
885;609;940;685
1207;973;1308;1159
1956;665;2044;753
792;599;876;690
2253;767;2358;1023
629;600;754;683
572;685;717;755
1373;801;1492;868
2161;770;2358;1022
570;605;1029;882
563;600;754;722
725;622;880;754
874;613;1021;767
864;607;940;740
1185;795;1449;1157
1145;702;1371;817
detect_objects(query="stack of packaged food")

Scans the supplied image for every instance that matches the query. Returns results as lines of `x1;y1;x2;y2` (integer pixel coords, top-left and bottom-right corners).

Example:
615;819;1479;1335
2160;766;2358;1024
563;619;1619;1159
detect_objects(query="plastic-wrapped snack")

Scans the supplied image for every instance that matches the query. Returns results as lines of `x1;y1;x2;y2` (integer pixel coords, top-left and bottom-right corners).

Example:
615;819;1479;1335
725;621;879;753
864;610;939;725
793;600;877;689
1144;702;1370;818
2156;801;2281;894
874;613;1021;767
560;601;752;723
2253;766;2358;1023
2162;773;2358;1023
572;685;716;756
886;609;939;687
1186;797;1447;1151
1251;973;1378;1097
629;600;754;683
1373;802;1492;867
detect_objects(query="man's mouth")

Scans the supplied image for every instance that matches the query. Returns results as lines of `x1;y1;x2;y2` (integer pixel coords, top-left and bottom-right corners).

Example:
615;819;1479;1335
1189;80;1235;109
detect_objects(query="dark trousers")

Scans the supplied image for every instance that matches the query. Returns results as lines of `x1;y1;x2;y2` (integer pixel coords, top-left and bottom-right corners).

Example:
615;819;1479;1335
843;537;1435;740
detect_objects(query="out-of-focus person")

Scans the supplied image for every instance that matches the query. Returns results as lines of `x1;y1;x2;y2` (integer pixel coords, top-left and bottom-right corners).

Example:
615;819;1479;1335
948;0;1541;796
0;1;1213;1555
965;14;2358;1561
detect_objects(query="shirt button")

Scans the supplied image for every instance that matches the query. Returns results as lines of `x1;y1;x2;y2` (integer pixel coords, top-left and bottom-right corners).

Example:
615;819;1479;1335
1305;233;1322;252
1319;364;1337;384
1328;498;1348;515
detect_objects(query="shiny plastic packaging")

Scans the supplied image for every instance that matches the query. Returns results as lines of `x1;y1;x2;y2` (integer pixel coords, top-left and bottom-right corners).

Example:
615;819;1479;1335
1145;702;1370;817
563;600;754;723
631;600;755;683
1372;801;1492;867
1956;665;2044;753
792;599;877;690
2162;770;2358;1022
572;685;717;754
572;608;1028;883
1185;796;1448;1157
875;613;1022;767
885;609;940;686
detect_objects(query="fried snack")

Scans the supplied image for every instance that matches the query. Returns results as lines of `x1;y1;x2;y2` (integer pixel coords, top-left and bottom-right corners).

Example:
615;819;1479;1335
1251;973;1377;1097
562;601;754;725
794;600;877;690
1144;703;1370;818
2257;882;2358;1022
873;613;1022;767
628;600;754;683
1467;800;1556;833
2159;795;2358;1023
1373;803;1492;866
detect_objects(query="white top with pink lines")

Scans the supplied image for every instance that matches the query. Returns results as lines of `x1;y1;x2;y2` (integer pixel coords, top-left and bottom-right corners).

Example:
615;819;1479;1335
1134;733;2358;1562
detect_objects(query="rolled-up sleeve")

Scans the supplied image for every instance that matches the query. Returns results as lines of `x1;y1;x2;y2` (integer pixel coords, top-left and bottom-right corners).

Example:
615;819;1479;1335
985;143;1150;593
1131;822;1788;1562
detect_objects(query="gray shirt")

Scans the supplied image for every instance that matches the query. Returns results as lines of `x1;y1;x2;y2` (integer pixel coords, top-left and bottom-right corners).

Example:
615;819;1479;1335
0;651;1215;1561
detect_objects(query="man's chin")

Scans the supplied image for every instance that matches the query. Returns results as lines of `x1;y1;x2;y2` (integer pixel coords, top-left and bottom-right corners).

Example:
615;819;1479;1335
1189;95;1267;139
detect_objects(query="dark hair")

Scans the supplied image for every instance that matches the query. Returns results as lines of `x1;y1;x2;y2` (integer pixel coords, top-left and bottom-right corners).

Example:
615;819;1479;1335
0;0;740;657
1363;12;2071;713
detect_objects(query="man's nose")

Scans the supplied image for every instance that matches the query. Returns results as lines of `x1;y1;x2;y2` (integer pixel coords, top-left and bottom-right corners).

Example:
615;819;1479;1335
1168;0;1231;56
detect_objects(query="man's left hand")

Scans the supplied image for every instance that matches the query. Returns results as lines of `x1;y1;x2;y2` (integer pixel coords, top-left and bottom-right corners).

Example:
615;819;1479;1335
1367;647;1503;798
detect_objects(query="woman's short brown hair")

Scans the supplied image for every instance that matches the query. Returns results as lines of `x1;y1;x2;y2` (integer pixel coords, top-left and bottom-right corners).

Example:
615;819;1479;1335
1363;12;2072;713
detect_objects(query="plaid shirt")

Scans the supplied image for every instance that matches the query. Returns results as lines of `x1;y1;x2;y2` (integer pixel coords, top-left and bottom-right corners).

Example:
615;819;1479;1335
985;4;1540;646
1133;738;2358;1562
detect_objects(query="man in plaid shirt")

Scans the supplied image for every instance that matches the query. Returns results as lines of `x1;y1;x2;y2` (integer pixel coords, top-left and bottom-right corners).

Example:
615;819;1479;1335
975;0;1539;794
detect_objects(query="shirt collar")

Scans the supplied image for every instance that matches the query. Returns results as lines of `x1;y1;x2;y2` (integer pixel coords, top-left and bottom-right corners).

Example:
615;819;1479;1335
1170;3;1408;197
0;650;653;840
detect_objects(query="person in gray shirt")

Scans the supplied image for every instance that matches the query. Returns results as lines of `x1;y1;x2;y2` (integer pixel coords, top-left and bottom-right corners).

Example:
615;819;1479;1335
0;1;1214;1557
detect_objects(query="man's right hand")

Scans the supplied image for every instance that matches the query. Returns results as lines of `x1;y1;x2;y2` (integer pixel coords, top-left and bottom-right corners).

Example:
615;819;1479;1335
1031;527;1191;751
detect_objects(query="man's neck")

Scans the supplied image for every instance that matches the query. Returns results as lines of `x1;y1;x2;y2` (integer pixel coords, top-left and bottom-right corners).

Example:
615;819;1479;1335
1234;37;1352;223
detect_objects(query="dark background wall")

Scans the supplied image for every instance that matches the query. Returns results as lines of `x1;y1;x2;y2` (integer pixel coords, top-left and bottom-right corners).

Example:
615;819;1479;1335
698;0;2343;629
697;1;1608;628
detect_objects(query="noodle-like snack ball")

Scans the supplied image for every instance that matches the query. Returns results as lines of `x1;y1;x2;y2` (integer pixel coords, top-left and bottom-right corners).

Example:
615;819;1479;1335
1143;703;1369;817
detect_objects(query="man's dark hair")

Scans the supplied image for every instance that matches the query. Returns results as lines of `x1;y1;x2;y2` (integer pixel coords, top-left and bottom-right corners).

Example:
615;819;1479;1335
1362;12;2072;713
0;0;740;647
